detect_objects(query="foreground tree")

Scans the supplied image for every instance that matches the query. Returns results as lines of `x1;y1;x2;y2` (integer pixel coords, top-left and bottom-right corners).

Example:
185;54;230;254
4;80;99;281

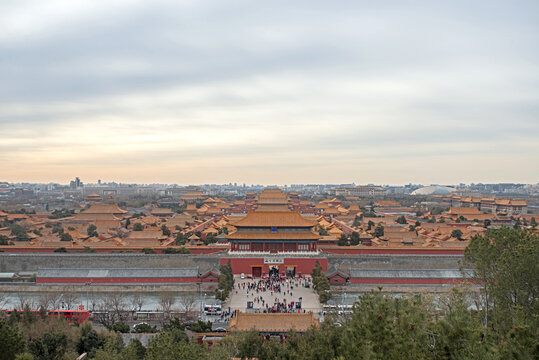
465;228;539;334
0;319;25;360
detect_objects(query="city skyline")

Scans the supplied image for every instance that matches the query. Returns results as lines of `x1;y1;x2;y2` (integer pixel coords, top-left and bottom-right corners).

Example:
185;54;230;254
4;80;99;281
1;1;538;184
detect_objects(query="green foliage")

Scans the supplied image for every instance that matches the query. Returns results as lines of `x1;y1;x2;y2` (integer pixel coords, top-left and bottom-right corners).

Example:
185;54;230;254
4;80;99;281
161;224;171;237
216;260;234;301
9;224;30;241
349;231;360;246
51;224;63;235
162;247;190;254
141;248;156;254
235;330;264;359
48;209;74;219
204;233;217;245
337;234;349;246
83;246;96;253
132;323;158;334
352;215;361;227
87;224;98;237
77;323;104;357
0;318;25;360
0;234;10;245
311;261;331;303
28;332;68;360
110;322;130;333
14;354;34;360
133;223;143;231
145;330;205;360
59;233;73;242
318;228;328;236
395;215;407;224
465;228;539;338
53;247;67;253
373;224;384;238
175;232;186;245
367;220;375;231
186;320;212;333
451;229;463;240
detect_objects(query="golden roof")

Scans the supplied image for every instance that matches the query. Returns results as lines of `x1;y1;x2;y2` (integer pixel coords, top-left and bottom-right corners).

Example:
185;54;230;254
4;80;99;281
228;312;318;333
231;211;316;228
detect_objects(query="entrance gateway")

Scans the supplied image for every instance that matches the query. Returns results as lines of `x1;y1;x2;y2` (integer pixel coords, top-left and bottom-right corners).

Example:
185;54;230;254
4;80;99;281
221;257;328;276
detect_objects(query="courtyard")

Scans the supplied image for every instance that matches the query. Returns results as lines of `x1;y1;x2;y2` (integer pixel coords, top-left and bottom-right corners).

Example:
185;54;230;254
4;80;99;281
225;275;322;317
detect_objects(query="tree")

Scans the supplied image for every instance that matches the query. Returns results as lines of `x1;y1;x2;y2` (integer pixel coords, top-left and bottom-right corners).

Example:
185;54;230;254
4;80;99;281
161;224;171;237
373;224;384;238
451;229;463;240
367;220;375;231
465;228;539;338
352;215;361;227
395;216;407;224
87;224;98;237
175;232;186;245
216;260;234;301
110;322;130;333
28;332;68;360
0;318;25;360
178;293;198;316
133;223;143;231
349;231;360;246
133;323;158;333
9;224;29;241
337;234;349;246
311;261;331;303
204;233;217;245
0;235;10;245
159;292;175;318
145;330;205;360
483;219;491;228
131;293;144;313
53;247;67;253
59;233;73;242
77;323;104;357
236;330;264;360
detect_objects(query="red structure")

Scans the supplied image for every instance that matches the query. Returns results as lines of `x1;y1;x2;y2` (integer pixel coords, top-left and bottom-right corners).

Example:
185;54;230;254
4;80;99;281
221;257;327;277
228;211;320;253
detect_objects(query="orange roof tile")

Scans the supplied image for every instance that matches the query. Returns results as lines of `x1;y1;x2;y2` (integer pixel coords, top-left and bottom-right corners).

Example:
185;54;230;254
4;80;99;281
231;211;316;228
227;230;319;240
228;312;318;333
82;203;127;214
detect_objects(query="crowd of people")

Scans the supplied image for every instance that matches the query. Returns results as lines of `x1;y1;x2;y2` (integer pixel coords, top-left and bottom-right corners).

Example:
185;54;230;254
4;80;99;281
235;274;312;313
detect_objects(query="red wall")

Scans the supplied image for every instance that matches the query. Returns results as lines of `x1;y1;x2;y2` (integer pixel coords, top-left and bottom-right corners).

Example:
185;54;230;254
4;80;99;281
220;257;327;275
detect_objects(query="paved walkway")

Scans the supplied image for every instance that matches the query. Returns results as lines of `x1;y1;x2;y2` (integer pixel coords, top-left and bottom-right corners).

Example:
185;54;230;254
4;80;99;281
226;275;321;316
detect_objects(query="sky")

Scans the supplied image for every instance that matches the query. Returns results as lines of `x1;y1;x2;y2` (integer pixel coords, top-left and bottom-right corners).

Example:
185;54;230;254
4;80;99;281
1;0;538;186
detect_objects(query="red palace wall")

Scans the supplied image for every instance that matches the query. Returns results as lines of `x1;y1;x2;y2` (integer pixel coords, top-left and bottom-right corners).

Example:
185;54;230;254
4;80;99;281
221;257;327;276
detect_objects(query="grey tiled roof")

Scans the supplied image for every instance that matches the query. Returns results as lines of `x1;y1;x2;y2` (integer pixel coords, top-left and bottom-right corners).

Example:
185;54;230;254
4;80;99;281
349;268;473;279
37;267;199;278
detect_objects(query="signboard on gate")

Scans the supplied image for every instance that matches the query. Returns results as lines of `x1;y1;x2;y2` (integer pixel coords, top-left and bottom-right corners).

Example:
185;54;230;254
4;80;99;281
264;258;284;264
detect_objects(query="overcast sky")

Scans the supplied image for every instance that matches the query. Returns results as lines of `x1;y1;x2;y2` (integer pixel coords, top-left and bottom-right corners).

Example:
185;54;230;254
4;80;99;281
1;0;538;185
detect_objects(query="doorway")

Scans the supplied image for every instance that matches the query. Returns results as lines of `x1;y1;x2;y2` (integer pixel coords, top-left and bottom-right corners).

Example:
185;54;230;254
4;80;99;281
252;266;262;278
269;265;279;278
286;266;296;278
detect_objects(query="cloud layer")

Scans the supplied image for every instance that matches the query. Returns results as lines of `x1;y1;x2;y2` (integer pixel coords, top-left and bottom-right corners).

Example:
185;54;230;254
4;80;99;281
1;0;538;185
